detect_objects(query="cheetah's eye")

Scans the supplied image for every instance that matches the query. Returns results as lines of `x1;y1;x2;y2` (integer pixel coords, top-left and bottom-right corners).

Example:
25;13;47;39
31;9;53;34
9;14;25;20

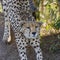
27;27;30;29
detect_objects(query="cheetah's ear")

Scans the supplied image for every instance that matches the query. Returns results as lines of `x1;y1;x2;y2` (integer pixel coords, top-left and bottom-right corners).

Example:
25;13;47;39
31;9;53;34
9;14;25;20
38;22;43;26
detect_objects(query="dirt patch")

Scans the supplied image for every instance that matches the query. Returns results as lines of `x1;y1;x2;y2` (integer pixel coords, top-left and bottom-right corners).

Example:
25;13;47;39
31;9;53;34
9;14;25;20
41;33;60;60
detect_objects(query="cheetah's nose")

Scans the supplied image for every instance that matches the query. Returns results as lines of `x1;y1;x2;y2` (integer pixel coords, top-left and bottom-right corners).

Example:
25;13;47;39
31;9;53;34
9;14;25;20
32;32;36;35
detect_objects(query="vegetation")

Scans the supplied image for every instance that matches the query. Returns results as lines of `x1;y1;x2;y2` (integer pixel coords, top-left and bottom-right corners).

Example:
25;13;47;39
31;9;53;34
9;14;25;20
33;0;60;34
0;3;3;13
33;0;60;53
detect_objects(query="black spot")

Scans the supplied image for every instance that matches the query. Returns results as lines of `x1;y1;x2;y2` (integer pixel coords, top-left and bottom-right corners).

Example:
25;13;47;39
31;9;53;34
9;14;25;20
38;51;40;53
19;47;21;49
16;42;18;44
22;37;24;39
14;6;16;8
34;46;36;48
31;42;33;45
23;52;26;54
22;55;24;57
33;39;35;41
37;45;39;47
23;43;25;45
23;59;26;60
40;54;42;56
25;2;28;5
18;44;20;46
24;40;26;42
17;2;19;5
3;9;5;11
26;42;28;45
18;40;19;41
20;43;21;45
21;40;23;42
36;37;39;39
21;52;22;54
14;1;16;3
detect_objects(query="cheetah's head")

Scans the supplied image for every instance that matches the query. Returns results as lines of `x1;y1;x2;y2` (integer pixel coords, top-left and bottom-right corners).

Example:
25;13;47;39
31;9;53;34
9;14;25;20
20;21;42;39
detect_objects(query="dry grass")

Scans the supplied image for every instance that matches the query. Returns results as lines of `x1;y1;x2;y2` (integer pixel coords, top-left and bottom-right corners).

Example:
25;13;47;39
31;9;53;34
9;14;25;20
0;3;3;13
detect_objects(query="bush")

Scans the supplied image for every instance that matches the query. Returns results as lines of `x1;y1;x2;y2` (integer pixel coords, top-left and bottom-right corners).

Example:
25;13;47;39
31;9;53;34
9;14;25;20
52;17;60;30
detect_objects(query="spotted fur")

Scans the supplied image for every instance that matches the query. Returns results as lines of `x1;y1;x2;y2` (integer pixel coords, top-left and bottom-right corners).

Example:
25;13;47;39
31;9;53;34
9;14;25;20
2;0;43;60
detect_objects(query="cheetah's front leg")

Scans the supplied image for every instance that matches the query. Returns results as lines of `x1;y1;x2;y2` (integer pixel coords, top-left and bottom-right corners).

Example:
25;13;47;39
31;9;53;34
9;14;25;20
14;32;28;60
2;0;11;43
30;39;43;60
3;21;11;43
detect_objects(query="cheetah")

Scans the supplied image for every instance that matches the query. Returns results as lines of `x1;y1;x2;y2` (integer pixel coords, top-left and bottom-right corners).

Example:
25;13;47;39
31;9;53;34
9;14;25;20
2;0;43;60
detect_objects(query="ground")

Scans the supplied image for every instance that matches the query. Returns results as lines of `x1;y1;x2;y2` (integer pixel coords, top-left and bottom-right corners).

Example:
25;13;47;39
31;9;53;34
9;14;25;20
0;12;60;60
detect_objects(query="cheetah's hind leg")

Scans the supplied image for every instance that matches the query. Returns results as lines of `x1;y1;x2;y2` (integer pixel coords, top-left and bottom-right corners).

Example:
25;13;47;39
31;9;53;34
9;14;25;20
2;21;11;44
